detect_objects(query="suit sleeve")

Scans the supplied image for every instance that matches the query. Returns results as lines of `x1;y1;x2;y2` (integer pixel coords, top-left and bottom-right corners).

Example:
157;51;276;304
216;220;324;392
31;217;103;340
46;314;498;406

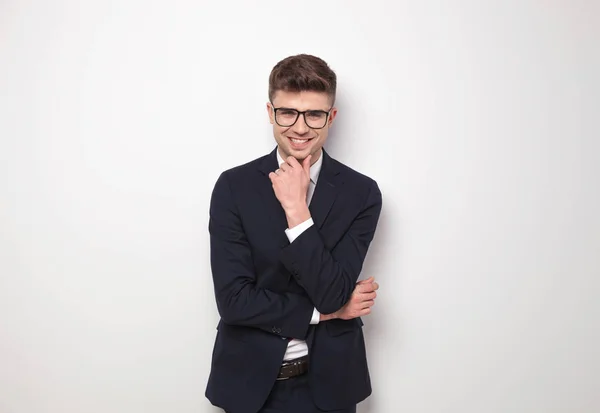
209;171;314;339
279;180;382;315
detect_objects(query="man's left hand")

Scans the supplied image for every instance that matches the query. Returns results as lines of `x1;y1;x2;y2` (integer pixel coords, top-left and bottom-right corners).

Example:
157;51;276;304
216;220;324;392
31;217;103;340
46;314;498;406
319;277;379;322
269;155;312;228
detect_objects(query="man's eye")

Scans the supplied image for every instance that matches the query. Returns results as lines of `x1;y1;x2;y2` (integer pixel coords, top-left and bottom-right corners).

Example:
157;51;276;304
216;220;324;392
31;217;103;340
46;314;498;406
306;111;326;119
279;110;297;116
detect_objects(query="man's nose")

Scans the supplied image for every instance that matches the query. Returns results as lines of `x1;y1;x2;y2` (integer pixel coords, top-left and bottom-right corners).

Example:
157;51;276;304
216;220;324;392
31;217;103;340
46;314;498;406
292;113;310;134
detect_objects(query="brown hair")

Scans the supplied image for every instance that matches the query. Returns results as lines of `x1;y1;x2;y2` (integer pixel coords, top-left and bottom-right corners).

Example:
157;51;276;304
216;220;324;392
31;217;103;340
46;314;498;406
268;54;337;104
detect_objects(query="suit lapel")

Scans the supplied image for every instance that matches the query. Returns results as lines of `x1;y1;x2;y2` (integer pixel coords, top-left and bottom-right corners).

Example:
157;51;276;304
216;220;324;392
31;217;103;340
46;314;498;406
256;149;290;245
309;150;342;229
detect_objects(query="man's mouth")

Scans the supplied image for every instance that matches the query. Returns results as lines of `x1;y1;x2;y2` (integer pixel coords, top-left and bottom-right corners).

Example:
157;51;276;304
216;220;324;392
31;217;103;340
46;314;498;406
288;137;313;148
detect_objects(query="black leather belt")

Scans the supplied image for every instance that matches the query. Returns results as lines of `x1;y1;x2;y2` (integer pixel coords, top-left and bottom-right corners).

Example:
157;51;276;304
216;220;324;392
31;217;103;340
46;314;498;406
277;356;308;380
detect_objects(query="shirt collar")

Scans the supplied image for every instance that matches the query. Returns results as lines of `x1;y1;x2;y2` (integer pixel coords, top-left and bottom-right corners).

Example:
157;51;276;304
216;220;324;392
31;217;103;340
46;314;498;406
276;148;323;185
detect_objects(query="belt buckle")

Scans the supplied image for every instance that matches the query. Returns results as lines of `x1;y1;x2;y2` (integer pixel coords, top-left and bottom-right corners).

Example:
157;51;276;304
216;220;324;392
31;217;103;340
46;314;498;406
277;358;305;380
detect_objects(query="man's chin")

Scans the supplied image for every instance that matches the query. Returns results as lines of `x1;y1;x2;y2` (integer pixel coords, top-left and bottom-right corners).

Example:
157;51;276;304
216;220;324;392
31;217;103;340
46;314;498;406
281;146;309;159
291;150;312;162
278;140;321;163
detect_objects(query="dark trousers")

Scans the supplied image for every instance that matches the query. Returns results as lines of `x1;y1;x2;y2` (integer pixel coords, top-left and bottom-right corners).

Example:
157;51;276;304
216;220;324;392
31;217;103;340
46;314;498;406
256;374;356;413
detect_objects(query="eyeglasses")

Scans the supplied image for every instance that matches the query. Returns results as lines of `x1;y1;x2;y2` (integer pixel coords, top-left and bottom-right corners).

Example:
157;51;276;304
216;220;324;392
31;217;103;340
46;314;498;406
271;104;332;129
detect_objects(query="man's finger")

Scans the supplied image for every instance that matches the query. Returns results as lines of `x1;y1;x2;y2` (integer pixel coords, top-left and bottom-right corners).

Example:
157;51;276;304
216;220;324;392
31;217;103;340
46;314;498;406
357;282;377;294
286;156;300;168
361;291;377;301
359;307;372;316
302;154;312;175
362;300;375;308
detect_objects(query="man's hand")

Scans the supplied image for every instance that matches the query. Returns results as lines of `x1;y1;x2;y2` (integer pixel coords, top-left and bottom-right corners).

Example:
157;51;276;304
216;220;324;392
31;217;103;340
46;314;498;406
268;155;312;228
320;277;379;321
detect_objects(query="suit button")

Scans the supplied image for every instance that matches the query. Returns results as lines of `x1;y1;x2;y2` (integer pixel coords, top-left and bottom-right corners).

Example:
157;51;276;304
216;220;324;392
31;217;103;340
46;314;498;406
281;337;287;340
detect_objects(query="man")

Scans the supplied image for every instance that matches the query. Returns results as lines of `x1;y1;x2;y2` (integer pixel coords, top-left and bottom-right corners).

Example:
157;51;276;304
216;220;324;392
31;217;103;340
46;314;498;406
205;54;383;413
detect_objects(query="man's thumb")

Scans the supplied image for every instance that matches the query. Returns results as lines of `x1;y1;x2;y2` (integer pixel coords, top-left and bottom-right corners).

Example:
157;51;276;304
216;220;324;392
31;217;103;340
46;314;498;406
358;276;374;284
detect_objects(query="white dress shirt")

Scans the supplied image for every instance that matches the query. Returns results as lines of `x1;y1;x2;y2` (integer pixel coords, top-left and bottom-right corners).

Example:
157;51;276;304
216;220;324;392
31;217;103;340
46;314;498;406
276;148;323;361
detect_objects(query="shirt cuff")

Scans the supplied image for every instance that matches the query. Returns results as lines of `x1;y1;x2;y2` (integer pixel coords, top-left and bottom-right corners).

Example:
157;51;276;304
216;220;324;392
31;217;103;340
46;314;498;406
284;218;314;243
310;307;320;325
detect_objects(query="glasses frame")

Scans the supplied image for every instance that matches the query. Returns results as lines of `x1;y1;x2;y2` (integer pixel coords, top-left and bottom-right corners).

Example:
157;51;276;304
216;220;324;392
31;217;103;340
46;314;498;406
270;102;333;130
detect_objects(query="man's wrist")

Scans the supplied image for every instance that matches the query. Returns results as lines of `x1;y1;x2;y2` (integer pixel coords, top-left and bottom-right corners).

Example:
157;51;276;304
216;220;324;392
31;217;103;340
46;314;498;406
319;312;338;322
285;204;311;228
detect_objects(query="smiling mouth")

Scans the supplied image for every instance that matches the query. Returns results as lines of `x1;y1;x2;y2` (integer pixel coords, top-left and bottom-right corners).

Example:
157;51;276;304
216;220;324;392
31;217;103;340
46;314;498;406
288;137;313;144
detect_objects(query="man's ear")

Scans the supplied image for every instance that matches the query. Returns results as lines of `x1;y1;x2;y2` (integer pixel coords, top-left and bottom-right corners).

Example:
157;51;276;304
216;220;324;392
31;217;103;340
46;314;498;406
266;102;274;124
328;107;338;126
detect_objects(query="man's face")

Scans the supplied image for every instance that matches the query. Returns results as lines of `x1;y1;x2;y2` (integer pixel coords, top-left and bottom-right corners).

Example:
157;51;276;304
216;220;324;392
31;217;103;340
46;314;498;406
267;90;337;164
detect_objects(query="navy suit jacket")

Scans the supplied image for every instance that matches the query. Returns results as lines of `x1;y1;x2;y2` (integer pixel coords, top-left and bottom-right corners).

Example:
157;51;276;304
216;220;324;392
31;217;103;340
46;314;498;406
205;148;382;413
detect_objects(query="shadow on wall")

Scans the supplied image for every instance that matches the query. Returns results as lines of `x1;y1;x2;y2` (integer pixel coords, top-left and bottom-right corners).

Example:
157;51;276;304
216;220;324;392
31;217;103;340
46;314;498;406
361;205;394;413
323;91;403;413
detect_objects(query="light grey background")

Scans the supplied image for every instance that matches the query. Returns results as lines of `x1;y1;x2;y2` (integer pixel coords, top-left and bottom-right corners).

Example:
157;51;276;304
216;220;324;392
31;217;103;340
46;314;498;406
1;1;598;412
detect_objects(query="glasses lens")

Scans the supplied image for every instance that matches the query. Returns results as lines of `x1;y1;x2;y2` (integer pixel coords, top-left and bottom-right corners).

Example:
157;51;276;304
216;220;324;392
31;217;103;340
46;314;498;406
305;111;328;129
275;109;298;127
